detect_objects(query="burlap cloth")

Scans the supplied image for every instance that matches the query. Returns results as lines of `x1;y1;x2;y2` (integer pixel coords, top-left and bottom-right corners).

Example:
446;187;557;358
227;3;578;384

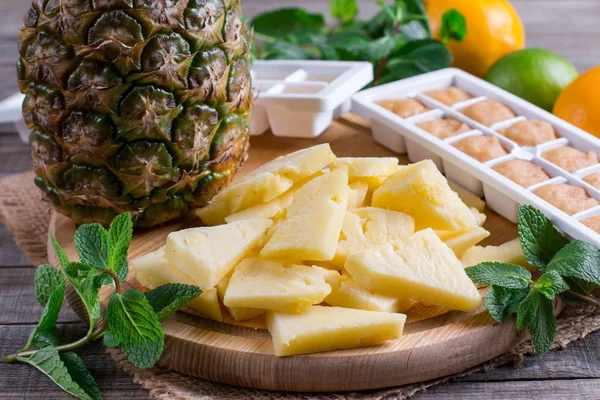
2;171;600;399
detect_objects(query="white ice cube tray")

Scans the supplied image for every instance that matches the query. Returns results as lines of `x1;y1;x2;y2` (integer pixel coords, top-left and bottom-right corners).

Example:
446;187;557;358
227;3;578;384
352;67;600;248
251;60;373;138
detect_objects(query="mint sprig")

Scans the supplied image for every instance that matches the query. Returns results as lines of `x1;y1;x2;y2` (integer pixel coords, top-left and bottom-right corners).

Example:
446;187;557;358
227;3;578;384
467;205;600;355
3;213;202;399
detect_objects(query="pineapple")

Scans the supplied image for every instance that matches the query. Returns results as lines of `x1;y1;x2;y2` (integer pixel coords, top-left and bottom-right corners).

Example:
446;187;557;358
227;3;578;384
372;160;477;231
20;0;253;228
347;181;369;209
436;226;490;257
335;157;399;179
224;183;297;223
223;258;338;313
132;246;223;321
216;271;265;322
197;144;336;225
345;229;482;312
267;306;406;356
461;238;529;269
261;167;348;261
165;218;272;289
447;181;486;212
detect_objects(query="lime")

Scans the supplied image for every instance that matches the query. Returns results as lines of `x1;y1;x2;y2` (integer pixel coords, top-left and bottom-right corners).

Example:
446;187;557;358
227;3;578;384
485;49;578;111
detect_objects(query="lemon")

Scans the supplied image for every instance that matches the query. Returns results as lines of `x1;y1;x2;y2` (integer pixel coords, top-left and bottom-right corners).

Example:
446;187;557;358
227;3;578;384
554;66;600;137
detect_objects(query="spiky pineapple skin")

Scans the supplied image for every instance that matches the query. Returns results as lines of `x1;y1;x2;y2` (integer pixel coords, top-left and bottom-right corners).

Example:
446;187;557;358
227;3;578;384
19;0;252;228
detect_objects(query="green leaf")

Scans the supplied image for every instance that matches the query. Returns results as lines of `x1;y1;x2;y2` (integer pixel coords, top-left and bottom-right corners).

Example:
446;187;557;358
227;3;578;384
439;9;467;43
517;205;569;268
262;40;314;60
35;264;65;307
528;295;556;355
50;232;70;270
74;223;108;270
484;286;529;323
64;262;103;323
534;271;570;300
330;0;358;24
465;262;532;289
59;352;102;400
565;277;597;296
18;347;93;400
106;289;165;368
403;0;431;36
107;212;133;282
546;240;600;286
25;286;65;350
252;8;325;38
31;330;61;349
516;289;540;330
103;331;119;348
145;283;203;321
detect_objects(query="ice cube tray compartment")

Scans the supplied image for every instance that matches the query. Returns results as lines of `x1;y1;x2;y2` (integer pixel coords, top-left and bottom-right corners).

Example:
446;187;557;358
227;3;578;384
250;60;373;138
351;67;600;247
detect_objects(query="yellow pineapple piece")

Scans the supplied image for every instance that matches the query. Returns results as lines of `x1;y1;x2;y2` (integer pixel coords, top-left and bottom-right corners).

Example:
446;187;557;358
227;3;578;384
197;144;336;225
261;168;349;261
461;238;528;268
345;229;482;312
325;273;411;313
267;306;406;356
471;207;487;226
347;181;369;209
165;218;272;289
335;157;399;179
436;226;490;257
224;258;339;313
224;187;296;223
132;246;223;322
372;160;477;231
216;271;265;321
332;207;415;268
448;180;486;212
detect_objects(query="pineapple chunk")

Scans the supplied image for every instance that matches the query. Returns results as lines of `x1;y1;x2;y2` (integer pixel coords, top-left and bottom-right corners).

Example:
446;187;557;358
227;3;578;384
267;306;406;356
332;207;415;268
345;229;482;312
347;181;369;209
224;187;296;223
436;226;490;257
165;218;272;289
261;168;349;260
471;207;487;226
447;180;486;212
335;157;399;179
224;258;338;313
216;271;265;321
132;246;223;322
197;144;336;225
461;238;528;268
372;160;477;231
325;273;411;313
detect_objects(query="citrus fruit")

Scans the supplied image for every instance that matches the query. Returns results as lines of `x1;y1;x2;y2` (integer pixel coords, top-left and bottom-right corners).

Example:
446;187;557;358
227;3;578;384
426;0;525;77
486;49;578;111
554;66;600;138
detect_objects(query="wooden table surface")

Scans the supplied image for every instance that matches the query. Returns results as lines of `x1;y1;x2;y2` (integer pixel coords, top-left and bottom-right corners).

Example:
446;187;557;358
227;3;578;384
1;1;600;399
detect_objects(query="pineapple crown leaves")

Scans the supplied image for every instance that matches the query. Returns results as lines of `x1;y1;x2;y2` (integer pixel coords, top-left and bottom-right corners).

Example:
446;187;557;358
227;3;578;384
466;205;600;355
3;213;202;400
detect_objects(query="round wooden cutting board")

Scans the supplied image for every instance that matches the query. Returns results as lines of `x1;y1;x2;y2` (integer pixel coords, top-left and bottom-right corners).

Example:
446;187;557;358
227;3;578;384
49;117;535;393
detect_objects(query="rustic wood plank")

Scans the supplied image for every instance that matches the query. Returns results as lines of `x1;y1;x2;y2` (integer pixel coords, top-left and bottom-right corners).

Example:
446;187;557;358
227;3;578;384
0;226;31;267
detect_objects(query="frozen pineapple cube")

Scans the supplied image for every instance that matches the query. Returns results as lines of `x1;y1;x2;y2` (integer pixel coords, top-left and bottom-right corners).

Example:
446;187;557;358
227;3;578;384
224;258;339;313
197;144;336;225
335;157;399;179
461;238;528;268
165;218;272;289
267;306;406;356
345;229;482;312
372;160;477;231
347;181;369;209
332;207;415;268
436;226;490;257
261;168;349;261
132;246;223;322
216;271;265;321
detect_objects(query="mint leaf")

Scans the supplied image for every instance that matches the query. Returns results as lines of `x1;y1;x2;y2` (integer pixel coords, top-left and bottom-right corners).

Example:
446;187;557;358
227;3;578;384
18;347;93;400
64;262;102;323
262;41;313;60
35;264;65;307
439;9;466;43
516;289;540;330
546;240;600;286
252;8;325;37
103;331;119;348
529;295;556;355
534;271;569;300
59;351;102;400
145;283;202;321
484;286;529;323
25;286;65;350
331;0;358;24
31;330;61;349
106;289;165;368
465;262;532;289
75;223;108;270
107;212;133;282
50;232;70;270
565;277;597;296
518;205;569;268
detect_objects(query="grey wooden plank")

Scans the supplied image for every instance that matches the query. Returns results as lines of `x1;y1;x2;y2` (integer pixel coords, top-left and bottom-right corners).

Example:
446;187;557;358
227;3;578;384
0;225;31;267
0;324;149;400
0;268;80;324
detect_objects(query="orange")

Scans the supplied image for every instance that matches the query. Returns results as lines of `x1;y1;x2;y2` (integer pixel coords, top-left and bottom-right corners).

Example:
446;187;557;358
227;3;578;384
553;66;600;138
426;0;525;77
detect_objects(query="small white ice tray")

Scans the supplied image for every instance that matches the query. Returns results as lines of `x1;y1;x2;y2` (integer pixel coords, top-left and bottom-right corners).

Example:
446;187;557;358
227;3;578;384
352;68;600;248
251;60;373;137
